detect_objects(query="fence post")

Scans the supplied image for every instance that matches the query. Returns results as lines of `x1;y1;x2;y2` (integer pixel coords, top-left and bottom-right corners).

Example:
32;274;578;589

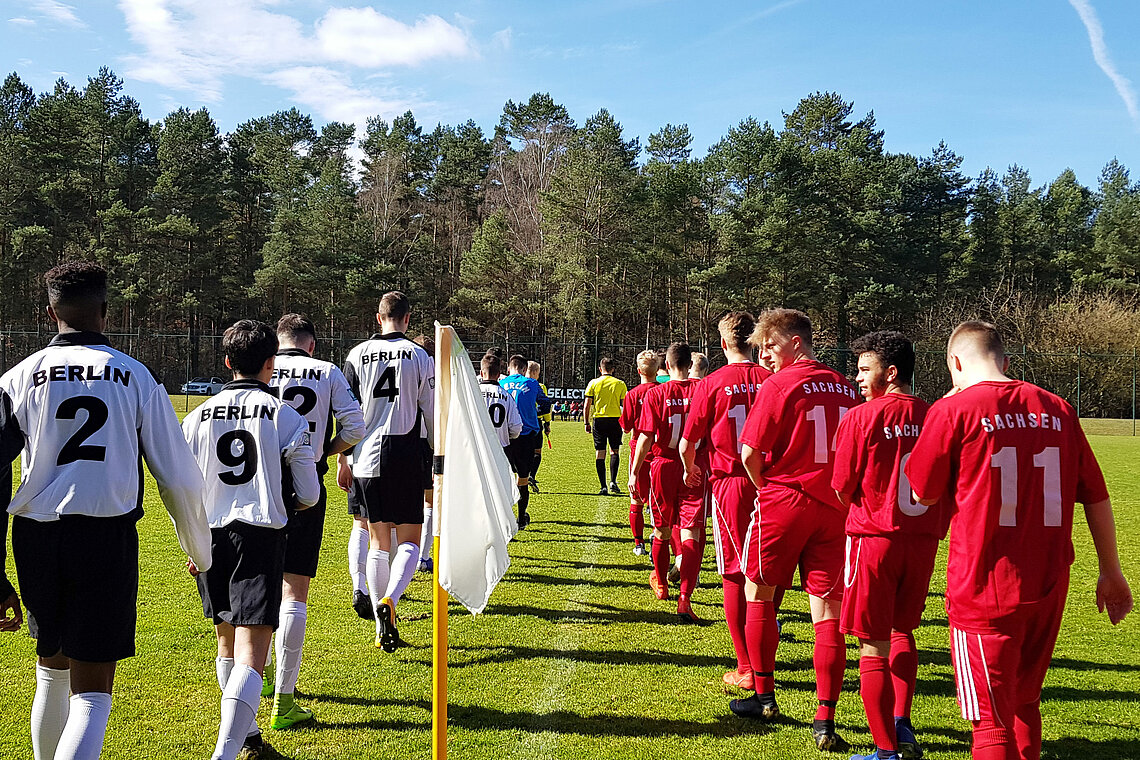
1076;346;1082;418
1132;348;1136;437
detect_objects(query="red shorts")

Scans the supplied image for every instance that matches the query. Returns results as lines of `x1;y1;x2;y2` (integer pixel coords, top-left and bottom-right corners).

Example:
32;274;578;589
742;484;845;598
949;576;1068;724
710;475;757;578
629;444;652;505
840;534;938;640
649;457;705;530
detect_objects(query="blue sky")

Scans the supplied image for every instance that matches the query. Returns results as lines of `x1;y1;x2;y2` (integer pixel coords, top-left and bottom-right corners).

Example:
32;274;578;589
3;0;1138;188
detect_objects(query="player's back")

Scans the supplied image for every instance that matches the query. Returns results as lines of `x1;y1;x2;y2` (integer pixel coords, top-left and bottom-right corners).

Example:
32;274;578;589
686;362;771;480
1;334;168;521
834;393;940;536
480;379;522;448
344;334;434;476
620;382;657;433
639;379;697;460
741;359;860;508
909;380;1106;627
500;373;543;434
183;380;311;529
271;350;352;458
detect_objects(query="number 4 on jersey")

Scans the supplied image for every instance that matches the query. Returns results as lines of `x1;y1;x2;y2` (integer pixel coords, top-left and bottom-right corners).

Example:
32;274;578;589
373;366;399;401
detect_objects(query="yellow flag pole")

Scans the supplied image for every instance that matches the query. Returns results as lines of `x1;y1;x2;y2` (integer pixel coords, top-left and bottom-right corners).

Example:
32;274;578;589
432;323;450;760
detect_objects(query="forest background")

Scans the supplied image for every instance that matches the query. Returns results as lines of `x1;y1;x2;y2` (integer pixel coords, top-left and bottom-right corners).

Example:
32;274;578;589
2;69;1140;413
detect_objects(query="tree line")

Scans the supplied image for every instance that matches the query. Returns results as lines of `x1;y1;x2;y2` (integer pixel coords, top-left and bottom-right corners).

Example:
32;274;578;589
3;67;1140;359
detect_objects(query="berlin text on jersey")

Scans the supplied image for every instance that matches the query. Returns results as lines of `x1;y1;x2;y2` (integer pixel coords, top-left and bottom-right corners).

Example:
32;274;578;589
199;404;277;421
31;365;131;388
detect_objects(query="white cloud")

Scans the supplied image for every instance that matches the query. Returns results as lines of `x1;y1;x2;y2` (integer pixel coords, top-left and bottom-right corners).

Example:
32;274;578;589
29;0;84;27
1068;0;1140;129
491;27;513;52
9;17;36;26
315;8;471;68
116;0;474;127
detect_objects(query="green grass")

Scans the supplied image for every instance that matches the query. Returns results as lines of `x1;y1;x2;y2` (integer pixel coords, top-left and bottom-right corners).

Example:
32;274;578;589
2;411;1140;758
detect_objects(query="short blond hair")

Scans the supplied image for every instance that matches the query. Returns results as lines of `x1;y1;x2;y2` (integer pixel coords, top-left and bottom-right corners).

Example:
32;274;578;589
750;308;812;348
691;352;709;377
948;321;1005;360
635;350;660;376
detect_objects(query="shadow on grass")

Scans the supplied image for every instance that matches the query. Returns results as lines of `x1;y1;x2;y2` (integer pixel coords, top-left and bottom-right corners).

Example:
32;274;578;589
448;704;782;739
446;642;816;671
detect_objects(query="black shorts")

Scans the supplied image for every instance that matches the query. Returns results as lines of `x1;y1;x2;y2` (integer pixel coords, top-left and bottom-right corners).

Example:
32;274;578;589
283;483;326;578
197;521;285;628
507;431;542;478
592;417;623;452
13;508;142;662
421;438;434;490
348;431;428;524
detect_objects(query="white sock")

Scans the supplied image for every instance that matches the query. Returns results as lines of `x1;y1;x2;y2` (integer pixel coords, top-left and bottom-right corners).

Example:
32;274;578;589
419;508;433;560
348;524;369;594
275;601;307;695
215;658;259;738
384;542;421;606
53;692;111;760
367;548;390;635
31;664;70;760
212;664;261;760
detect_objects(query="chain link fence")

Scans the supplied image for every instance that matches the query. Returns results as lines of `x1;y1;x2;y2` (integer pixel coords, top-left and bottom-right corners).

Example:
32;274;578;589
1;328;1136;434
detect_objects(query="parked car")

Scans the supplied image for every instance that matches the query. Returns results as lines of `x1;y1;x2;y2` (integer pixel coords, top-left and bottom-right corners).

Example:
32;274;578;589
180;376;225;395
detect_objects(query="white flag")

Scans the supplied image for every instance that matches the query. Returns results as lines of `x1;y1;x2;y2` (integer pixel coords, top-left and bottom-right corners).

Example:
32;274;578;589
436;325;519;614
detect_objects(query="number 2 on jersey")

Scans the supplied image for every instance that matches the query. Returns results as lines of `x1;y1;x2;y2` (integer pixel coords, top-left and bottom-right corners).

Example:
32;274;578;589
56;396;108;465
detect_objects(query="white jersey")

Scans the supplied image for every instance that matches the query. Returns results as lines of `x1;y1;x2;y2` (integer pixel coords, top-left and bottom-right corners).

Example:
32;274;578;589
0;332;211;569
270;349;365;465
480;379;523;448
343;332;435;478
182;379;319;529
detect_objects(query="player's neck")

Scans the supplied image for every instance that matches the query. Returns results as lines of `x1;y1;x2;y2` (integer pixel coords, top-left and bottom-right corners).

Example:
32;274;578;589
638;375;656;385
723;348;751;364
56;319;104;335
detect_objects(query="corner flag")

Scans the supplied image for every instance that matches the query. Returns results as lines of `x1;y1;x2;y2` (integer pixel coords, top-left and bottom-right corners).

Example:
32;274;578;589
432;324;520;760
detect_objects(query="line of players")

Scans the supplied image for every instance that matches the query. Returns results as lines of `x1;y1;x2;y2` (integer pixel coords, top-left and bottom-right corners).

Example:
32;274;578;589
0;264;460;760
613;309;1132;760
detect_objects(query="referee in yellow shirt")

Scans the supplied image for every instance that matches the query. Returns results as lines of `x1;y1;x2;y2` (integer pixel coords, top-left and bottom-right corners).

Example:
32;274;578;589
584;357;628;495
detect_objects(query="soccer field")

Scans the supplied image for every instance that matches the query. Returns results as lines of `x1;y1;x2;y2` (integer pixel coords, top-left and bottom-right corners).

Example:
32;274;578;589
2;415;1139;759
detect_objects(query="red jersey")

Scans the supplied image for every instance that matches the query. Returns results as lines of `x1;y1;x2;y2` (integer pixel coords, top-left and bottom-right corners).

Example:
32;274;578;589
684;361;771;480
739;359;859;510
905;380;1109;633
636;379;697;461
621;381;658;434
832;393;943;537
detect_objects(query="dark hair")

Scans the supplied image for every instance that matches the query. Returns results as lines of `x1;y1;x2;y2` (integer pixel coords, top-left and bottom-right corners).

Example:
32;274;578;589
413;333;435;357
224;320;278;376
276;313;315;342
665;342;692;371
45;261;107;309
949;320;1005;360
719;311;755;352
378;291;411;320
485;346;506;359
599;357;616;373
849;330;915;382
752;308;812;348
481;354;501;378
508;354;528;374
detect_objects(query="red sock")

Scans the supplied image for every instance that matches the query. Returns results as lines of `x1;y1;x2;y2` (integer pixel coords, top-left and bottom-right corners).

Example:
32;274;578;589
745;600;778;693
651;536;670;587
859;656;897;751
1013;700;1042;760
889;630;918;718
972;721;1014;760
722;575;749;673
679;539;700;599
630;504;644;542
812;618;846;721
